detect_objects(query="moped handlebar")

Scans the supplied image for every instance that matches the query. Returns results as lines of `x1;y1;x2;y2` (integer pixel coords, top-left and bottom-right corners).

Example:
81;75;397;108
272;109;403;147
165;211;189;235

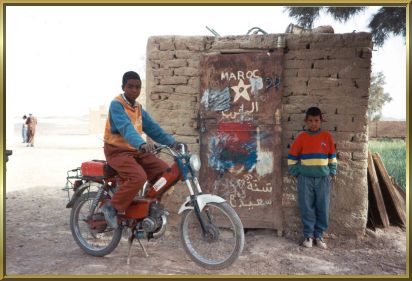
152;144;168;153
151;143;187;156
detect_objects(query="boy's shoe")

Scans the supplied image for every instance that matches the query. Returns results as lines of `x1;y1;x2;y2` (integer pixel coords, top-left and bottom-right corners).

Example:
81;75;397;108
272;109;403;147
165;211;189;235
302;237;313;248
102;202;119;229
314;237;327;249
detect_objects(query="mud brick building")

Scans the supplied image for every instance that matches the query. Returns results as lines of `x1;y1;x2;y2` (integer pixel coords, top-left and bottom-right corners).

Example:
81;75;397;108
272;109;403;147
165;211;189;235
146;33;372;237
369;120;406;139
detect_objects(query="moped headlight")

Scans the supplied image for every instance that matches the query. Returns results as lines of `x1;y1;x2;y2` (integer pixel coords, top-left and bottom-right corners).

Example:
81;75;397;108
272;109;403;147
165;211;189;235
189;154;201;172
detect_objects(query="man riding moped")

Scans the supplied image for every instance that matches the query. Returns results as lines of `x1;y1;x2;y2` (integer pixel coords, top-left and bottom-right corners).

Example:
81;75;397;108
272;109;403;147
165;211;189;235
102;70;181;229
67;70;245;269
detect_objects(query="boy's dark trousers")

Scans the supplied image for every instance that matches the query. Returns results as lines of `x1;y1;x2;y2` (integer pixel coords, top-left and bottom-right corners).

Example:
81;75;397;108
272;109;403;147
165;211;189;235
103;143;169;212
297;174;331;239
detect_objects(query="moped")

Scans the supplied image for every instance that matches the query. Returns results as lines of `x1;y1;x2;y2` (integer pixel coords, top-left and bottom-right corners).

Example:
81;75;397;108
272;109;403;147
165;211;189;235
64;143;244;270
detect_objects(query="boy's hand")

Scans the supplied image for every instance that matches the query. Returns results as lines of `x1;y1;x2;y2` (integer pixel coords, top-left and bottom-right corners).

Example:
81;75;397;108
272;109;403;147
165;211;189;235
139;143;156;153
330;174;337;183
171;142;185;150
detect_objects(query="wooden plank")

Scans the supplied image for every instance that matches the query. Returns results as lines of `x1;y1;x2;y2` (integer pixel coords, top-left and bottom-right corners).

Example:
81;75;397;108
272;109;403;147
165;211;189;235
367;151;390;228
392;183;406;212
393;181;406;201
372;153;406;227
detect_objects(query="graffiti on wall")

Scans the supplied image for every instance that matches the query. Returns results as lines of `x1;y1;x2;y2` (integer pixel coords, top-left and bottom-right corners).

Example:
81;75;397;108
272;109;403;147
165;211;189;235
200;53;283;210
200;87;231;112
203;69;275;180
255;127;274;177
210;173;273;209
200;52;283;225
208;122;257;174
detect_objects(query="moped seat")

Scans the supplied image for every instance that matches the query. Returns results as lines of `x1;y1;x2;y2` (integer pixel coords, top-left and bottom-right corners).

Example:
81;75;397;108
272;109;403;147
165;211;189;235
104;163;117;177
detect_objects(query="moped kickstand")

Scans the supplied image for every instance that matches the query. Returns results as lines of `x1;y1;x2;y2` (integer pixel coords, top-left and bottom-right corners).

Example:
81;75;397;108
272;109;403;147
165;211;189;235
126;230;149;265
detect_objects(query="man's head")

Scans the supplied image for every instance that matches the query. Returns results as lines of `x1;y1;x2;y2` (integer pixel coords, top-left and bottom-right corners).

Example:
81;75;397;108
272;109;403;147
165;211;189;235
305;107;323;132
122;71;141;103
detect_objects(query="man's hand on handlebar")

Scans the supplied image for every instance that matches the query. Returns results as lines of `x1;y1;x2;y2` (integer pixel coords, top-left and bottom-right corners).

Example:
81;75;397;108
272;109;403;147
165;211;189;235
171;142;185;150
139;143;156;153
139;142;186;153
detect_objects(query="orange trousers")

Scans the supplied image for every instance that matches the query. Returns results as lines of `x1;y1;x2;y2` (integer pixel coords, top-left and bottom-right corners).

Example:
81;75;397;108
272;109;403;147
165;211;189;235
103;143;169;212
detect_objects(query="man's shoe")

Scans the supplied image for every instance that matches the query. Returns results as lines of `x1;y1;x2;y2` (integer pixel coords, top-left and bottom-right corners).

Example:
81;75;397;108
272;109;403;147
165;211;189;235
302;237;313;248
315;237;327;249
102;202;119;229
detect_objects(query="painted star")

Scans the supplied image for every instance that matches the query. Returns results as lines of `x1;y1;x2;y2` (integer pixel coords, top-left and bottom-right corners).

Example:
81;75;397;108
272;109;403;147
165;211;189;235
231;79;251;102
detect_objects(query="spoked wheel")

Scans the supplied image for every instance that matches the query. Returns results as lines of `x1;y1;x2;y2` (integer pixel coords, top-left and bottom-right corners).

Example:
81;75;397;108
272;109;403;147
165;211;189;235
180;202;244;270
70;191;122;257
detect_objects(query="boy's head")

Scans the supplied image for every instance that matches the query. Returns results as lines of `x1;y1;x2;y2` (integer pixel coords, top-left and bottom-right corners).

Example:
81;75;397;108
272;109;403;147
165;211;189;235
122;71;141;102
305;107;323;132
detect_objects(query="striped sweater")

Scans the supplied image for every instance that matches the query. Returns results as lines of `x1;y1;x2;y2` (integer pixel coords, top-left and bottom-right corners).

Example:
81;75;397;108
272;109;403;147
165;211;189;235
288;129;337;177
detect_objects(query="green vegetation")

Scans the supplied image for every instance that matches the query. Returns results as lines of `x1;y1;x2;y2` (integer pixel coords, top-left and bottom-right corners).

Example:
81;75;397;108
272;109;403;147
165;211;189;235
369;139;406;190
285;7;406;47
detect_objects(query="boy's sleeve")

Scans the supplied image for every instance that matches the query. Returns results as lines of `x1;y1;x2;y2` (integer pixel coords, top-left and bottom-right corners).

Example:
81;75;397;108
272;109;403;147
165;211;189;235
141;107;176;146
109;100;146;149
288;135;302;177
328;133;337;175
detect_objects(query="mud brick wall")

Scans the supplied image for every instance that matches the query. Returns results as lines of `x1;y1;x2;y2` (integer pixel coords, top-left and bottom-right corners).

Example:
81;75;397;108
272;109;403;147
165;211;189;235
369;121;406;139
146;33;372;237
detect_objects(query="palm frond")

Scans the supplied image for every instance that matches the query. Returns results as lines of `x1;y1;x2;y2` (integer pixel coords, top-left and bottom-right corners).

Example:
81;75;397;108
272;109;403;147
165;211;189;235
326;7;366;22
285;7;322;29
368;7;406;47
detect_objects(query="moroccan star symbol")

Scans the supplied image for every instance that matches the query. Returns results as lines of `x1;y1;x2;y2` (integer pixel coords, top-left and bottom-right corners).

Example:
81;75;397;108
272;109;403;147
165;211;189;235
231;79;251;102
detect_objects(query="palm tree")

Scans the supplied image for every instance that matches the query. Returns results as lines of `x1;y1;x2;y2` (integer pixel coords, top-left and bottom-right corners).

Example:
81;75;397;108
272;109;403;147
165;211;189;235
285;7;406;47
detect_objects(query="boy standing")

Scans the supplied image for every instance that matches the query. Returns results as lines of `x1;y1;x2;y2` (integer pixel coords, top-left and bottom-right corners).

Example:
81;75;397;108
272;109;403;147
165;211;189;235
288;107;337;249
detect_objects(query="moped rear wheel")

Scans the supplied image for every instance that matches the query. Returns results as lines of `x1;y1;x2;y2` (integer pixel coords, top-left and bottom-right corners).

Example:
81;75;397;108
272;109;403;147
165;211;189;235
180;202;244;270
70;191;122;257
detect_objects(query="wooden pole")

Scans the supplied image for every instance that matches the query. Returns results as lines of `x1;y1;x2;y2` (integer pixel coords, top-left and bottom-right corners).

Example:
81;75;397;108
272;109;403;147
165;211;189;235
367;151;390;228
372;153;406;227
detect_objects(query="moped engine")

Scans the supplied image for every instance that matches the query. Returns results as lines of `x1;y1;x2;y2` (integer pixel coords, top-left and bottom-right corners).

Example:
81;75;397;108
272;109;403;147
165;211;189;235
142;217;157;233
141;202;168;238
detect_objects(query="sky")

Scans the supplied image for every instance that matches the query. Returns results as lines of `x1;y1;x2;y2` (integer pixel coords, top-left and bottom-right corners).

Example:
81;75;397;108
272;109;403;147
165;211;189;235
5;6;407;125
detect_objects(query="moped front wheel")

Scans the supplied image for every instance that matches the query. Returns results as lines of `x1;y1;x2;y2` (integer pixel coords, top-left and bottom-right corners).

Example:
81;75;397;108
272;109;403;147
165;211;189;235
70;191;122;257
180;202;244;270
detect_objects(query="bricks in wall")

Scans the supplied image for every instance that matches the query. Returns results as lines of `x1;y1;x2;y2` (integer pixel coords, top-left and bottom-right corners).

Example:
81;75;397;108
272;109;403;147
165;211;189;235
146;32;372;237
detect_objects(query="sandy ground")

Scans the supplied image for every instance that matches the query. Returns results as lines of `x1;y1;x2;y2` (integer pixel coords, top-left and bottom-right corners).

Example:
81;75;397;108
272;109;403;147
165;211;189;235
5;130;408;276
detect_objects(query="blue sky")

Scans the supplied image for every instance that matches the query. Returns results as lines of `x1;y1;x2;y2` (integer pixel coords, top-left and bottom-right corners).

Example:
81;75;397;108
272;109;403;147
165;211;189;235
5;6;406;121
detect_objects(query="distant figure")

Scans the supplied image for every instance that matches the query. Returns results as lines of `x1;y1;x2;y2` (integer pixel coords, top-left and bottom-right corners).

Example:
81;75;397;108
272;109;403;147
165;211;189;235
22;115;28;143
26;113;38;147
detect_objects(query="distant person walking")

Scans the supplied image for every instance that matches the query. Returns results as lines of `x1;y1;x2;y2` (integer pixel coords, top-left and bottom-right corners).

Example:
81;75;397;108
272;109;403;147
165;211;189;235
22;115;28;143
26;113;38;147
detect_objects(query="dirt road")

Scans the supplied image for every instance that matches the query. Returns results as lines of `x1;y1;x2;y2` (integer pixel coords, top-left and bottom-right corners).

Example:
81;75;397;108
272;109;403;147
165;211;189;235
5;135;407;276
